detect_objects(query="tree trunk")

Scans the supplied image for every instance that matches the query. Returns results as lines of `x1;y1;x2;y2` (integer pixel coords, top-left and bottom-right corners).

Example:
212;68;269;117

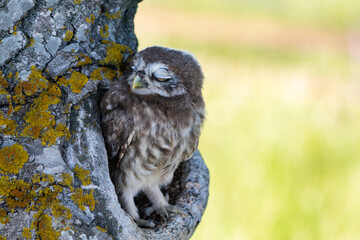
0;0;209;239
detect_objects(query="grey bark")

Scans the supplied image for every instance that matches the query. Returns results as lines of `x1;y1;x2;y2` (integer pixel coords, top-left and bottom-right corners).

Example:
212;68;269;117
0;0;209;239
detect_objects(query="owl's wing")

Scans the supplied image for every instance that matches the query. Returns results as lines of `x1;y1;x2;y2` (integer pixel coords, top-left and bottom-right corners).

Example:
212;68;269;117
100;82;134;169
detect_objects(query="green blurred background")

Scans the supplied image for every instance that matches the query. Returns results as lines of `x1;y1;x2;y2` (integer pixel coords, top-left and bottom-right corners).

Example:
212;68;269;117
135;0;360;239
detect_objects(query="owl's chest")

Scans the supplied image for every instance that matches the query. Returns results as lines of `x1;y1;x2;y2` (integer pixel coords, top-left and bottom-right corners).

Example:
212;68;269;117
128;107;194;168
133;118;192;161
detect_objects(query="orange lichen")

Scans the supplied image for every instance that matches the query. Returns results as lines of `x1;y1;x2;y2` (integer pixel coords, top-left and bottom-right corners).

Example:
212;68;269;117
22;228;32;239
71;188;96;211
24;66;48;96
64;30;73;42
68;71;88;93
105;10;121;19
100;24;110;38
100;40;131;70
74;165;91;186
86;14;95;23
0;208;9;224
0;176;33;209
0;144;28;174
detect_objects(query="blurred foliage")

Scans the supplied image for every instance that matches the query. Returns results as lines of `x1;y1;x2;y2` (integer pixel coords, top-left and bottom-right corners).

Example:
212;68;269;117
135;0;360;239
148;0;360;29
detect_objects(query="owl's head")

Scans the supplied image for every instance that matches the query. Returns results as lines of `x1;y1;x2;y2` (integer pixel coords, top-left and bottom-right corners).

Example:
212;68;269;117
126;46;204;99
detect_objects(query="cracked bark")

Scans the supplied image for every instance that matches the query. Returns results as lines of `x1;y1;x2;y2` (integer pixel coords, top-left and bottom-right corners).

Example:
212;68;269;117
0;0;209;239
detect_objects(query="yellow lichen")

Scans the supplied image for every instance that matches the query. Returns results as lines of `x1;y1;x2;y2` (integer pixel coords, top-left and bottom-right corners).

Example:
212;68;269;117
76;53;92;67
68;71;88;93
31;211;61;239
71;188;96;211
0;71;9;94
27;38;35;48
13;68;69;146
32;173;55;185
56;76;69;87
64;103;71;114
60;173;73;187
22;108;55;139
74;165;91;186
12;66;48;105
90;67;117;81
6;95;13;116
41;123;70;146
32;174;41;184
100;40;131;70
64;30;73;42
97;226;108;233
22;228;32;239
0;112;18;136
13;105;23;112
100;24;110;38
105;10;122;19
36;187;62;211
86;14;95;24
74;0;81;4
0;236;6;240
12;25;17;35
51;200;72;220
0;144;28;174
6;72;12;79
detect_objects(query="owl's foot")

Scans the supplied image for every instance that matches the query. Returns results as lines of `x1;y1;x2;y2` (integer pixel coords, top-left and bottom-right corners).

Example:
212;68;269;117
135;218;155;228
144;204;187;219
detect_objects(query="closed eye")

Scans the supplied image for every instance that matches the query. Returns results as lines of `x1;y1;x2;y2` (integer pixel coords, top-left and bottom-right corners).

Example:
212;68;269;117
153;68;171;82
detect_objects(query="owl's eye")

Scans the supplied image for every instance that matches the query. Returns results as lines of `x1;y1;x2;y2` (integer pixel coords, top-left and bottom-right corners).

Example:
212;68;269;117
153;68;171;82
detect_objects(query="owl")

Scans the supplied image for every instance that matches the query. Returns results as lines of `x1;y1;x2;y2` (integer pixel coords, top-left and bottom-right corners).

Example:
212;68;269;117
100;46;205;227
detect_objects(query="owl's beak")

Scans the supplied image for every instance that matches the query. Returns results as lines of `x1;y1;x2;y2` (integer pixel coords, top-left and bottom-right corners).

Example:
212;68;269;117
132;75;148;89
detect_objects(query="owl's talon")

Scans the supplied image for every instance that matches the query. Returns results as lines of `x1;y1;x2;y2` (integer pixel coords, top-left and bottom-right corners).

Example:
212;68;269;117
135;218;155;228
165;205;187;218
145;205;187;219
157;206;169;220
144;205;156;217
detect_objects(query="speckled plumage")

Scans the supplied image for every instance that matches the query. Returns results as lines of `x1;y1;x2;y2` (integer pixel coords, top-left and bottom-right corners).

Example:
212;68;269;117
100;46;205;227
